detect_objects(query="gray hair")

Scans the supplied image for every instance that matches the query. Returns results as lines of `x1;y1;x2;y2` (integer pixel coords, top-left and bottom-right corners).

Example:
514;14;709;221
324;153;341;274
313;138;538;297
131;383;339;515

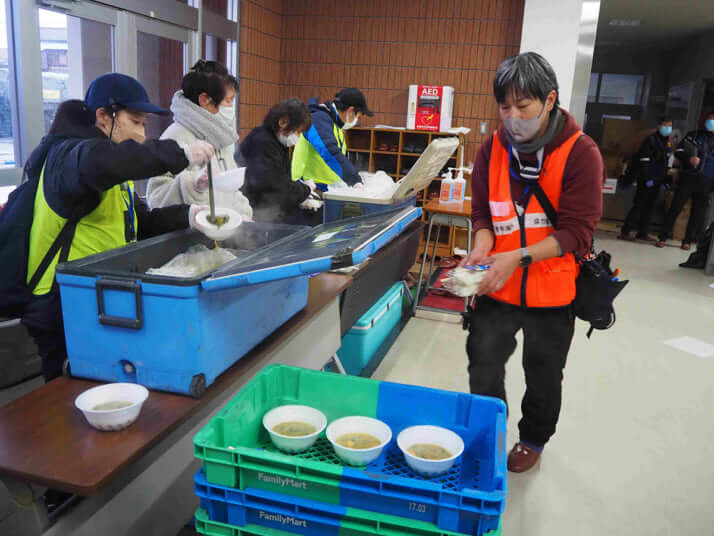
493;52;560;107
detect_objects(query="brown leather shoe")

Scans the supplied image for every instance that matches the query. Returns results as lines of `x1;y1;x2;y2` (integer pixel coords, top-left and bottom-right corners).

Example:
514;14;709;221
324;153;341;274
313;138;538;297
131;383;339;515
680;243;691;251
655;240;666;248
507;443;541;473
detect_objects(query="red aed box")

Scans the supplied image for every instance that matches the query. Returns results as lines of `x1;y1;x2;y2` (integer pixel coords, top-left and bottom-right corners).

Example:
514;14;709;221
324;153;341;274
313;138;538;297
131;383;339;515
407;85;455;132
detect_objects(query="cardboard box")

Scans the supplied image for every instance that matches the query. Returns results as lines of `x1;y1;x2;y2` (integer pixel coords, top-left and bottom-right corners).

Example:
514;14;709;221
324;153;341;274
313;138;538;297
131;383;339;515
407;85;454;131
600;118;650;154
672;201;692;242
602;152;625;178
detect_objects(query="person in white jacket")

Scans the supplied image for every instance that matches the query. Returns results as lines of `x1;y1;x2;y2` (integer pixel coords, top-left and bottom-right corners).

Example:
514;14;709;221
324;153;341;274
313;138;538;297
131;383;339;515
147;60;252;219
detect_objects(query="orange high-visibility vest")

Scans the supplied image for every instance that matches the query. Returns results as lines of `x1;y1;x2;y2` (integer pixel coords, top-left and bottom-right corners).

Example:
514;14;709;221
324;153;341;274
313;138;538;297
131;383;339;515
487;131;581;308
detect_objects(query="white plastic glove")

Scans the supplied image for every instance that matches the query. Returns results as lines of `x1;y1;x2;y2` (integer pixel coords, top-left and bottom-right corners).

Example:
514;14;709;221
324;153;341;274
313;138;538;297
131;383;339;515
193;168;209;193
213;167;246;192
299;198;322;211
189;204;209;230
183;140;214;167
303;179;317;192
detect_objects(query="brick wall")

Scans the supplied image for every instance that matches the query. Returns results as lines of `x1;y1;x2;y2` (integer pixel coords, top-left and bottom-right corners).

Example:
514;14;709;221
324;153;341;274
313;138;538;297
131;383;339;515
240;0;524;159
238;0;283;139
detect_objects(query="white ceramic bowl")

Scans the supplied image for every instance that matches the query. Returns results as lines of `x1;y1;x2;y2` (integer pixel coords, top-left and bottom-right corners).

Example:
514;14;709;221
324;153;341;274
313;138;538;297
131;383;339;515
263;405;327;453
74;383;149;431
397;425;465;476
326;416;392;466
196;207;242;241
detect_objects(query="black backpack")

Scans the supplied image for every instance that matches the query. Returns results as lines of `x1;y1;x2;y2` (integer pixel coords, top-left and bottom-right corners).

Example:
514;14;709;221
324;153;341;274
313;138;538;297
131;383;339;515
0;167;76;318
532;185;628;337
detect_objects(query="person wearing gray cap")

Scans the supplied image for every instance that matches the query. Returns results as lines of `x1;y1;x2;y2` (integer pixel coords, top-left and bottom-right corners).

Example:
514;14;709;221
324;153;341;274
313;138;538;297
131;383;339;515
15;73;216;382
291;88;374;188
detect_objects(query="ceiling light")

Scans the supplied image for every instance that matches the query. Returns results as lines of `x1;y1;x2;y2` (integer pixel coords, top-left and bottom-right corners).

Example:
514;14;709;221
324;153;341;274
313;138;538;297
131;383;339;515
608;19;642;27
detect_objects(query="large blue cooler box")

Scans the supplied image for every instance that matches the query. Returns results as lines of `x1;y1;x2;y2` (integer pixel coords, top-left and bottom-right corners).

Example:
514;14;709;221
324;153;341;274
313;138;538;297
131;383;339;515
55;209;421;396
338;282;404;375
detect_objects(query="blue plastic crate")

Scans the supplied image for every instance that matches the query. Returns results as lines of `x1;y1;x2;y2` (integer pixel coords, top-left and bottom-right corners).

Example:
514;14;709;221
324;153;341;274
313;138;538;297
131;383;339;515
338;282;404;375
323;195;416;223
194;470;501;536
194;366;507;533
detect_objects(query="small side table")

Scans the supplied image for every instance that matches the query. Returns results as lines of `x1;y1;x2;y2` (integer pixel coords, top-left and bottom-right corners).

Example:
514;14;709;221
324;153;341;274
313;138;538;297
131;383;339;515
413;199;472;315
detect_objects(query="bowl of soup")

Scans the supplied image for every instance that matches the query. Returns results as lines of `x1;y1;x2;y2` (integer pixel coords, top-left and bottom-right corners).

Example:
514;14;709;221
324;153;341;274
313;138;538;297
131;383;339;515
74;383;149;431
397;425;464;476
262;405;327;453
326;416;392;466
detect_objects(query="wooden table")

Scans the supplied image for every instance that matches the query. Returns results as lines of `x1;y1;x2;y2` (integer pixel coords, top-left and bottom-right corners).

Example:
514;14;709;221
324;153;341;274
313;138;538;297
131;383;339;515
421;198;471;217
413;199;473;316
0;273;351;536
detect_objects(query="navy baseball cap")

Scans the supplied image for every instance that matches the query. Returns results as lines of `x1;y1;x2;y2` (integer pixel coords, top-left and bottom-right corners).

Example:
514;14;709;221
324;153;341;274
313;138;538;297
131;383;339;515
335;88;374;117
85;73;169;115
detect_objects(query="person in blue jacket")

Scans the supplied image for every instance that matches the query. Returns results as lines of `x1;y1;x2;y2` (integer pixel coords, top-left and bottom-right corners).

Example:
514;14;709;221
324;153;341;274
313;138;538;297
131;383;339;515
291;88;373;188
657;111;714;249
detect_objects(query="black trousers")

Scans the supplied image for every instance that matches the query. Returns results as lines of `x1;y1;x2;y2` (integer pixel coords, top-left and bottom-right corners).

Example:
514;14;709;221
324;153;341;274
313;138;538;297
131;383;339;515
21;289;67;382
466;296;575;446
621;181;660;237
659;174;713;244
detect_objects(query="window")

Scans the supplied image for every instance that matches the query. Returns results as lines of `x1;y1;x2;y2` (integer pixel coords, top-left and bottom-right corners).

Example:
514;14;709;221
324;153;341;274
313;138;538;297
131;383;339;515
204;0;229;17
137;31;186;140
0;0;15;167
203;34;228;65
587;72;599;103
596;74;645;106
39;9;114;133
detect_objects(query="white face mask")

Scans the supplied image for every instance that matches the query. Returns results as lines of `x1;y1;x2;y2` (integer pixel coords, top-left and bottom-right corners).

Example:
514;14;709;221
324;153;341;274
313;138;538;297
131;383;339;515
279;132;300;147
504;103;546;143
218;105;234;123
342;112;358;130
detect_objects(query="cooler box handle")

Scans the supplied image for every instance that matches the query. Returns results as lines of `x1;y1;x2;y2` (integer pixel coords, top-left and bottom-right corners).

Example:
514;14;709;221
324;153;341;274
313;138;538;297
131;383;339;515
96;278;143;330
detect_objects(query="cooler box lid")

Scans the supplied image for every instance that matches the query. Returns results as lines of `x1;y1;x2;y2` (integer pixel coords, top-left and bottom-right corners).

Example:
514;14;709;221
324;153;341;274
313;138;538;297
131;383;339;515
324;137;459;204
202;206;421;291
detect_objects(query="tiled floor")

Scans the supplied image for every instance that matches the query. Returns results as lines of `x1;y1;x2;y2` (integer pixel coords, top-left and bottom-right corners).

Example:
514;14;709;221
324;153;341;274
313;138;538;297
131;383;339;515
373;232;714;536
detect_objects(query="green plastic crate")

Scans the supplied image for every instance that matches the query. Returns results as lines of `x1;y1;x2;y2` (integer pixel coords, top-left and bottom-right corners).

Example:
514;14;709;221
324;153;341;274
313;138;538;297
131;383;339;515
193;507;503;536
193;365;507;534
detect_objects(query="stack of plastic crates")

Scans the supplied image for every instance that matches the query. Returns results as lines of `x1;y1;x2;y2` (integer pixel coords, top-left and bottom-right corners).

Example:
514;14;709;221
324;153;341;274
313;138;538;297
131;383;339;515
192;365;507;536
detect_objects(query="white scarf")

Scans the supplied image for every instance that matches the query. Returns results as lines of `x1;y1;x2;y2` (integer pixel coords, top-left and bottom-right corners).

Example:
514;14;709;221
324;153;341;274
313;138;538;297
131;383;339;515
170;91;237;149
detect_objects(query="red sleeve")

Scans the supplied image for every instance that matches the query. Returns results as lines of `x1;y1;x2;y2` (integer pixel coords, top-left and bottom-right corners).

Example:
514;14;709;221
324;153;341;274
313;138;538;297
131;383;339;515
552;136;604;254
470;137;493;232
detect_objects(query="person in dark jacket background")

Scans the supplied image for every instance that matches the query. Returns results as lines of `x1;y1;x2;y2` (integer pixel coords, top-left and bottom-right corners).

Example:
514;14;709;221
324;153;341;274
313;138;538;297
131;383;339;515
291;88;373;188
657;111;714;249
21;73;215;382
618;117;673;242
240;98;316;224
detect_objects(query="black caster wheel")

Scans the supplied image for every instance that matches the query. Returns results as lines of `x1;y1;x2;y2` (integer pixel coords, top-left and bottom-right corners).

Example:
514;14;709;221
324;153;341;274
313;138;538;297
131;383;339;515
189;373;207;398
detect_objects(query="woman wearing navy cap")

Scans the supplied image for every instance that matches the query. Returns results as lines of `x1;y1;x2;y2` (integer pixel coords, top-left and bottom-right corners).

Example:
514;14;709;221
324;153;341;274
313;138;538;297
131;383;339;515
19;73;216;381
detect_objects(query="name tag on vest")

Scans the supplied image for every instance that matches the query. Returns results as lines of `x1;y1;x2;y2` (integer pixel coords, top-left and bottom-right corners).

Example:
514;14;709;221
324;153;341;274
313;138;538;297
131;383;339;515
489;201;511;217
493;213;552;236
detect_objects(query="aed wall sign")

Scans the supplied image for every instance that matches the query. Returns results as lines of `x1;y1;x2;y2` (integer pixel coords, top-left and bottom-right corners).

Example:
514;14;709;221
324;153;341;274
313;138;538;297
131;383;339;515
407;85;455;132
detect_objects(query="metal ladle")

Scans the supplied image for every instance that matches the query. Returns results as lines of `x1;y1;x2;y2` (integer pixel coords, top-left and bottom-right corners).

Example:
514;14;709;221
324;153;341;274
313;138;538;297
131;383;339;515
206;158;227;228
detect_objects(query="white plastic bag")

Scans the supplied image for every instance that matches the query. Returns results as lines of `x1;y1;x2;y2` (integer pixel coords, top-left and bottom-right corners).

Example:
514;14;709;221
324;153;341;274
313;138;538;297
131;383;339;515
441;266;490;297
147;244;236;278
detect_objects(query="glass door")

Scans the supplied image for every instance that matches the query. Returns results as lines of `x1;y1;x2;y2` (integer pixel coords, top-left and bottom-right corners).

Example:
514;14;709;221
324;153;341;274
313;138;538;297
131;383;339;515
135;18;192;141
38;6;116;133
